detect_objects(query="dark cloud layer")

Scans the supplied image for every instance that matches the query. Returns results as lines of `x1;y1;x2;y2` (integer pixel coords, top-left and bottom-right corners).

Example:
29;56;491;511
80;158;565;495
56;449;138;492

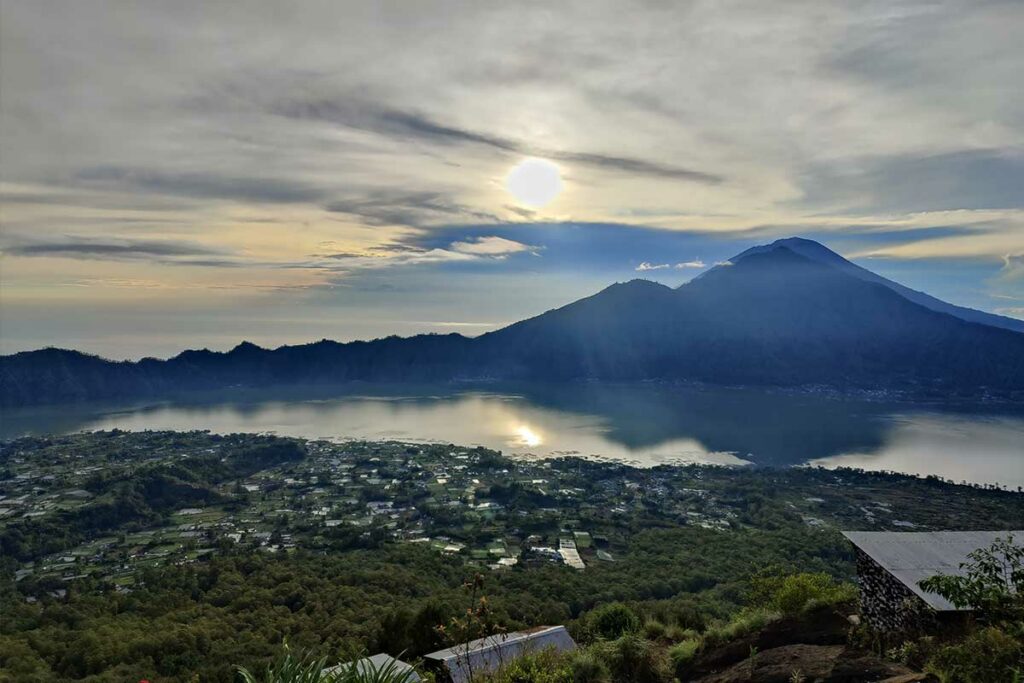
798;150;1024;214
325;191;500;228
4;237;236;266
274;97;723;183
77;167;327;204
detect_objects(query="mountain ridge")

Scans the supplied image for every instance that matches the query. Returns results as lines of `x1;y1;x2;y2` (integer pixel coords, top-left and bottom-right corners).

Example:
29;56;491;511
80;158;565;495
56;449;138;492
3;239;1022;406
724;236;1024;333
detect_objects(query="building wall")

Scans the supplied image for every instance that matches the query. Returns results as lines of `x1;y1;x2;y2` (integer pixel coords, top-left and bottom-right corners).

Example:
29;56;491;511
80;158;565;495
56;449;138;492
854;548;933;632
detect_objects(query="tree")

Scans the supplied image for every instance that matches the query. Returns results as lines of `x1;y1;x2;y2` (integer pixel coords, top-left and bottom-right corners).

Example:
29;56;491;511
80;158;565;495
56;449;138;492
589;603;641;640
919;534;1024;622
435;573;505;682
236;643;419;683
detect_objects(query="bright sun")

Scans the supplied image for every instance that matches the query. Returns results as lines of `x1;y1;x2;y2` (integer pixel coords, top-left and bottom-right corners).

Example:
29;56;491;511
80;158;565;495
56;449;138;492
505;158;563;208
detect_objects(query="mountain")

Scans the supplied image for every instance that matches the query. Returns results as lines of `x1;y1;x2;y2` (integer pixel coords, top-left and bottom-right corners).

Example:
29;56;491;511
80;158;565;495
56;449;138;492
735;237;1024;333
474;244;1024;388
2;239;1023;406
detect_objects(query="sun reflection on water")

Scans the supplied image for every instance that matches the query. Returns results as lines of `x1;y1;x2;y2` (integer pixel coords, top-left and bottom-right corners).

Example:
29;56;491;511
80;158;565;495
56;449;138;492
513;424;543;447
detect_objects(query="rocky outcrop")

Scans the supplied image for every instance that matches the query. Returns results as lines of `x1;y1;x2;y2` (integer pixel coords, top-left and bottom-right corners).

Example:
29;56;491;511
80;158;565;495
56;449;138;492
694;644;919;683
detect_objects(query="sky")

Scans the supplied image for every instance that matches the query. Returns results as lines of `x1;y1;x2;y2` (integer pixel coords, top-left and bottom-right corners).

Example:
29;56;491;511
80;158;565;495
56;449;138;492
1;0;1022;360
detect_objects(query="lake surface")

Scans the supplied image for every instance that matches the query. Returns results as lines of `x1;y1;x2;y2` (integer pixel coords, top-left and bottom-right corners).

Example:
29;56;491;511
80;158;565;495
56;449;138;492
3;383;1023;487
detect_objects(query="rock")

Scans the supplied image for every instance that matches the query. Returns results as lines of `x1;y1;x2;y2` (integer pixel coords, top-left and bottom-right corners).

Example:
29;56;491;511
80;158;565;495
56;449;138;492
829;651;916;682
694;644;916;683
696;644;842;683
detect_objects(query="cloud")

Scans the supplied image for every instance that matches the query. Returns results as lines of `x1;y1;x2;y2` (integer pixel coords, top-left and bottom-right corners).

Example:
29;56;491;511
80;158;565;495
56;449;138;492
714;260;734;267
76;167;326;204
1000;253;1024;281
315;234;541;273
325;191;499;228
995;307;1024;320
58;277;315;292
797;150;1024;214
449;236;539;257
318;247;476;268
635;259;706;271
406;320;499;328
2;1;1024;355
272;97;723;183
3;237;237;265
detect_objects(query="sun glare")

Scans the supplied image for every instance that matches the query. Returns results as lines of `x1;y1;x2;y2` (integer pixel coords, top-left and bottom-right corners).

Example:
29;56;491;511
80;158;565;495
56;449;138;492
505;158;563;208
514;424;544;448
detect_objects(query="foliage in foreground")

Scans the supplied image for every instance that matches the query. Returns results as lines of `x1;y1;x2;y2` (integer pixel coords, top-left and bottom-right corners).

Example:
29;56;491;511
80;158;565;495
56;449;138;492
1;525;856;682
99;538;1024;683
748;571;857;616
481;571;855;683
919;533;1023;622
909;535;1024;683
236;645;419;683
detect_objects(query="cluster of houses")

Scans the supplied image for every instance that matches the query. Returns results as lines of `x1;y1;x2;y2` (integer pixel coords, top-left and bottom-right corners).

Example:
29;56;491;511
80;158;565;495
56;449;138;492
9;437;629;586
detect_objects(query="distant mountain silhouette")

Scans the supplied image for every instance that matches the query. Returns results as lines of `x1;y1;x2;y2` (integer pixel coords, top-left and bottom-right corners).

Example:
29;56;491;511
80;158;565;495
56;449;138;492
736;237;1024;333
3;238;1023;406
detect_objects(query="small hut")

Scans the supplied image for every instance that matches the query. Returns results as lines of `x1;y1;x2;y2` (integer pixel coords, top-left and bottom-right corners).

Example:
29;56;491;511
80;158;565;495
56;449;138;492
842;530;1021;631
424;625;576;683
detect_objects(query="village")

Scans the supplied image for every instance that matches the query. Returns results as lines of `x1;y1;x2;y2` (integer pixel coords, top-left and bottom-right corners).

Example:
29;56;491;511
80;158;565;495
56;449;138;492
3;430;1024;682
1;430;1019;595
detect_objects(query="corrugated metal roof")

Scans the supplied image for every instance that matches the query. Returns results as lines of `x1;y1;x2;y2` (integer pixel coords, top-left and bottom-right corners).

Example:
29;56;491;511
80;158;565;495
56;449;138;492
842;530;1023;611
425;625;576;683
324;653;421;681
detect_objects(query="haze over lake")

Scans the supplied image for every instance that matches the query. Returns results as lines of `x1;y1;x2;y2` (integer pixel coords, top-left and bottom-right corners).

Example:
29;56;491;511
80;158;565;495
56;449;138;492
4;383;1022;488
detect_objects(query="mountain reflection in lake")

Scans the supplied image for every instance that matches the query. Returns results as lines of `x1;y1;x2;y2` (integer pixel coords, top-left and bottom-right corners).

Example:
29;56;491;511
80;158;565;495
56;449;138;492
3;383;1022;487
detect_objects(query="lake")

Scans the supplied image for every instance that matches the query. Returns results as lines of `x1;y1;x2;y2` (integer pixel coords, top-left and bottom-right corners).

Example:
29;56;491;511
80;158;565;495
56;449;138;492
3;383;1023;488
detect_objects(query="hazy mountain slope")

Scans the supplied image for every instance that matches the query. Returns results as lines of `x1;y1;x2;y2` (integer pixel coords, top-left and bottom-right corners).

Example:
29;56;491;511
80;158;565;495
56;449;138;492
3;239;1023;407
0;334;474;406
474;278;682;379
477;246;1024;390
730;237;1024;333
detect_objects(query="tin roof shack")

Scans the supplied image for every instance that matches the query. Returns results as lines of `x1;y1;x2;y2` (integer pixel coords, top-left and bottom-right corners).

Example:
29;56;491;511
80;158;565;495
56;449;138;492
424;625;576;683
843;530;1022;632
324;653;421;681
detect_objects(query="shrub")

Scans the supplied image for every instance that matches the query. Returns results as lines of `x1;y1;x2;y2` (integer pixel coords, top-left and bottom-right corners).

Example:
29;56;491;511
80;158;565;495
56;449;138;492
588;603;641;640
886;637;937;671
568;649;610;683
703;609;779;647
749;572;856;615
668;637;703;679
599;633;671;683
670;603;709;631
663;625;697;643
642;620;667;641
926;627;1023;683
236;645;333;683
485;647;573;683
236;644;421;683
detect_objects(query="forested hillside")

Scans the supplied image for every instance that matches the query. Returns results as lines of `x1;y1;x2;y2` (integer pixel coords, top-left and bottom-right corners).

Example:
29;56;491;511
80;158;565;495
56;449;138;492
2;432;1022;681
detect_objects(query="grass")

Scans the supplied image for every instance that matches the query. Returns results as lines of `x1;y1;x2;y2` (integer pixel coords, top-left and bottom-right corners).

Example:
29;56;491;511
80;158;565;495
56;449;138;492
703;608;780;648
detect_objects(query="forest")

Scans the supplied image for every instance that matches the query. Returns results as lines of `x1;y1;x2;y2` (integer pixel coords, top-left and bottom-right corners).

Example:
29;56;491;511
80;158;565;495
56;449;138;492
1;431;1022;681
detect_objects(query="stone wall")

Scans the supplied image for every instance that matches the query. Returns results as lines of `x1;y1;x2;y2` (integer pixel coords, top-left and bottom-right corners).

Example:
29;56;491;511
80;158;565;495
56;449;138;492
854;547;933;632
